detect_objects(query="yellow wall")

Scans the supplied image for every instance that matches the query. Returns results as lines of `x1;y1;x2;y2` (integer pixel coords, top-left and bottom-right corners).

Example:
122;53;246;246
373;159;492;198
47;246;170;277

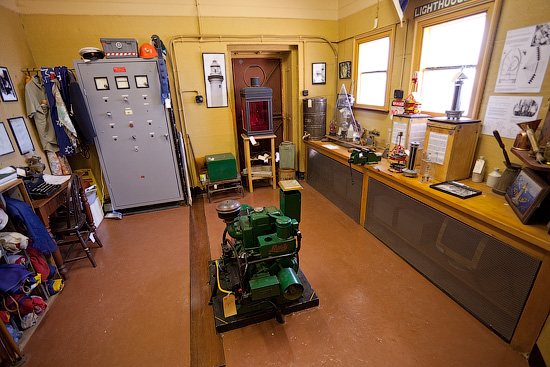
2;0;550;184
475;0;550;179
337;0;403;147
0;6;49;173
337;0;550;180
15;13;337;178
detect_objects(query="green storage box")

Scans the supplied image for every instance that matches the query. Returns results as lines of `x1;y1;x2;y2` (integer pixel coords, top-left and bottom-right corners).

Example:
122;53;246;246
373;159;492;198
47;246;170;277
205;153;238;182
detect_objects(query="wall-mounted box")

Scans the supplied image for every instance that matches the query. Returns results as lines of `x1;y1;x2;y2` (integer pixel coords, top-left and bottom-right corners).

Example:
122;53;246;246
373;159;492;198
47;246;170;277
100;38;138;58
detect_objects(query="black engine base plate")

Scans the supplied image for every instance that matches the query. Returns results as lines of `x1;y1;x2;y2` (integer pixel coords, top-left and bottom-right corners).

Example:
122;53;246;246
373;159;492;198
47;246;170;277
208;261;319;333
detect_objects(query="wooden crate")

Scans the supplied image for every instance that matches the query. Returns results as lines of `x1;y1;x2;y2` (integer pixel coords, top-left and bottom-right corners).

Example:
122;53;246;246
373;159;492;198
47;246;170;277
424;118;481;182
391;114;431;168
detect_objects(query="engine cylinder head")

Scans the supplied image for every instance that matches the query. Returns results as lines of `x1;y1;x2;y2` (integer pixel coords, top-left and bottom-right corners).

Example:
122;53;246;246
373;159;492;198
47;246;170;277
216;200;241;222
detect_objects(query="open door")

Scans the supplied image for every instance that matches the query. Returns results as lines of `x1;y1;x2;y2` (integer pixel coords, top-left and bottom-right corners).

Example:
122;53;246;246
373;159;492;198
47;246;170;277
232;58;283;173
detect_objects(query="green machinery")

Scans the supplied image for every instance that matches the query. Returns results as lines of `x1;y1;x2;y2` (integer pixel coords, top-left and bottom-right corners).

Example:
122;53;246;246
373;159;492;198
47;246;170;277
347;147;381;183
348;147;381;166
209;180;318;332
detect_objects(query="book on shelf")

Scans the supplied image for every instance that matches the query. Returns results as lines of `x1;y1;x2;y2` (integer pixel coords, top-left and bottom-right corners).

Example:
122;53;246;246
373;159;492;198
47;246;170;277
0;167;17;186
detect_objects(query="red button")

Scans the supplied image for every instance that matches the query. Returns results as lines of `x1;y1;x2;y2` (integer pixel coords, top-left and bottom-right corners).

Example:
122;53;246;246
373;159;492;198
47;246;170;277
129;123;134;127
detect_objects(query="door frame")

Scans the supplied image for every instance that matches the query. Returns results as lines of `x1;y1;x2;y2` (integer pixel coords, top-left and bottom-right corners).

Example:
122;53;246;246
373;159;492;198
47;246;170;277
228;45;298;173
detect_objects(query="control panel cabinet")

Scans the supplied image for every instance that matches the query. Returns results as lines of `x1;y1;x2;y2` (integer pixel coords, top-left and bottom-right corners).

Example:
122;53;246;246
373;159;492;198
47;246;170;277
74;58;183;210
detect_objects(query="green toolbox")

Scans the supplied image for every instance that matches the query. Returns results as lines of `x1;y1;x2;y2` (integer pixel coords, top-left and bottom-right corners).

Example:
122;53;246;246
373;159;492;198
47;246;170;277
205;153;238;182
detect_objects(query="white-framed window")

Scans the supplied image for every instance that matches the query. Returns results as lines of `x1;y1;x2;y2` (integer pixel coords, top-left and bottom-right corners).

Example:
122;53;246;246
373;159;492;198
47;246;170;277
354;27;395;111
412;2;499;117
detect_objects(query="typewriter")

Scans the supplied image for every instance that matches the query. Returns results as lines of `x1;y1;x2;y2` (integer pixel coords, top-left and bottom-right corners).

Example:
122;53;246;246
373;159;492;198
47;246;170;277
24;175;61;199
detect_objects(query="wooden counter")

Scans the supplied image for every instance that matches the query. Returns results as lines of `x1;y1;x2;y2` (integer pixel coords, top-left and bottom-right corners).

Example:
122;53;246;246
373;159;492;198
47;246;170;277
305;139;550;354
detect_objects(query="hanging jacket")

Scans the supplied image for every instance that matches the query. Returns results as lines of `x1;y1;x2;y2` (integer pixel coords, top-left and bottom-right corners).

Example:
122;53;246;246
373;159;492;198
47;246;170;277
67;70;96;144
41;68;77;157
24;75;59;152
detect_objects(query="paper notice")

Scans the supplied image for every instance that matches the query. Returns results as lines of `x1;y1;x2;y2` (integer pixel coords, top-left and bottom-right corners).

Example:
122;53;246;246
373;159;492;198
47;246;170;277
426;132;448;165
482;95;544;139
391;121;407;145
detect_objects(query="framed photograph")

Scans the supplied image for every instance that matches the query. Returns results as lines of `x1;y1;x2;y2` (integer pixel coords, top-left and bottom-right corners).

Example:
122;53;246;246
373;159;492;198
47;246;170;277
505;168;550;224
202;53;228;108
312;62;326;85
0;123;14;156
8;117;34;155
429;181;482;199
339;61;351;79
0;67;18;102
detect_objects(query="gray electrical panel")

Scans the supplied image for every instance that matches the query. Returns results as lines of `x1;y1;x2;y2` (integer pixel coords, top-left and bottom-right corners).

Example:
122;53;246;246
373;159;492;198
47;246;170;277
74;58;184;210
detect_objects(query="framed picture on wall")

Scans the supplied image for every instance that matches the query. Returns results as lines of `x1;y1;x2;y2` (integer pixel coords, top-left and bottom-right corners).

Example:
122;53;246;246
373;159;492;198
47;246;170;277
0;67;18;102
202;53;228;108
505;168;550;224
312;62;326;85
339;61;351;79
0;123;14;156
8;117;34;155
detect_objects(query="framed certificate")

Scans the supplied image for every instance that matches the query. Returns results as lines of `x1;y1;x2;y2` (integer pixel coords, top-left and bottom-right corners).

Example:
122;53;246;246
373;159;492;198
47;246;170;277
8;116;34;155
0;122;14;156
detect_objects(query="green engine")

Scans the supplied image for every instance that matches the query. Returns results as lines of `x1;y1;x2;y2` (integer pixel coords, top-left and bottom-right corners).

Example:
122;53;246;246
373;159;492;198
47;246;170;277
210;181;315;329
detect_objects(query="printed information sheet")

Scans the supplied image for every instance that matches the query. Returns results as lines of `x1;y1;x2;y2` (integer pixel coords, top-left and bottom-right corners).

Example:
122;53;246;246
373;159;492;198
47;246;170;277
495;23;550;93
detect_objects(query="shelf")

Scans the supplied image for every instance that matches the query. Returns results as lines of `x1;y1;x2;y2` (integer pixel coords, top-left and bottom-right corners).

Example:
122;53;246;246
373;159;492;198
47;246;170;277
205;176;244;203
18;293;59;349
511;148;550;172
241;134;277;193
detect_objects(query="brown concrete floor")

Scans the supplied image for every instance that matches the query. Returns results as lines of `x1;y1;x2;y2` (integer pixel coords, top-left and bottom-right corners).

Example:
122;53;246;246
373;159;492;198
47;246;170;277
21;182;528;367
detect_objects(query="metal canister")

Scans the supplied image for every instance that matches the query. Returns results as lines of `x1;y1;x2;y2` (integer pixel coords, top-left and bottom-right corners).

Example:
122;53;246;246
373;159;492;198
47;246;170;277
303;97;327;140
279;141;295;169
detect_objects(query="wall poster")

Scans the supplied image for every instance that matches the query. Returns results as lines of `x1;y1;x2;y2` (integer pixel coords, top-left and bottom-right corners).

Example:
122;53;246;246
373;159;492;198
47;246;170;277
495;23;550;93
482;95;544;138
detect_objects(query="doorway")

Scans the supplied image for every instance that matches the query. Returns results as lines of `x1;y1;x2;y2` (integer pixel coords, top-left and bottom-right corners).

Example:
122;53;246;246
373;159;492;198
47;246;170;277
231;57;284;173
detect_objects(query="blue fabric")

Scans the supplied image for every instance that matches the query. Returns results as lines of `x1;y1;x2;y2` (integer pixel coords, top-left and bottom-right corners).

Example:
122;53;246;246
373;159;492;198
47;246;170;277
67;71;96;144
5;197;57;255
0;264;32;293
48;265;57;279
54;66;71;106
41;68;74;157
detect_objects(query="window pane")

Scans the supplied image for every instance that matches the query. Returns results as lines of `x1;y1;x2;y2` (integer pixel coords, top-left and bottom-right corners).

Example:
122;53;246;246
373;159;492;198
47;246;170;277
420;13;486;68
358;72;387;106
358;37;390;72
418;12;486;115
420;67;477;114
